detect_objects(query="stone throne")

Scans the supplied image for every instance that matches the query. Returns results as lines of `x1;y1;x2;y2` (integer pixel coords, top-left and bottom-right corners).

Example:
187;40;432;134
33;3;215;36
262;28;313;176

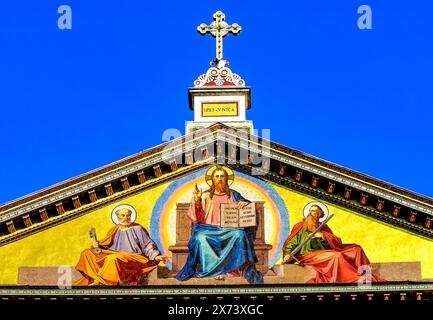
168;201;272;275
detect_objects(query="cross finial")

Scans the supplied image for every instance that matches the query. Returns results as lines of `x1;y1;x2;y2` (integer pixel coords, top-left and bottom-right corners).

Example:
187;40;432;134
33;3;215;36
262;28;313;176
197;11;241;66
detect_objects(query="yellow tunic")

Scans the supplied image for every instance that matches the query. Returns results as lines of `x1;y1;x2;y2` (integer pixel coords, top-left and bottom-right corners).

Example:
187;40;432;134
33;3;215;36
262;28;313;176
74;225;158;286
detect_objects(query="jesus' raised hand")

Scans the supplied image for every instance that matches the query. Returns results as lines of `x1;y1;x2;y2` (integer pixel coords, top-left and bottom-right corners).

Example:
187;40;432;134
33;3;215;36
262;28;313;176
193;184;202;202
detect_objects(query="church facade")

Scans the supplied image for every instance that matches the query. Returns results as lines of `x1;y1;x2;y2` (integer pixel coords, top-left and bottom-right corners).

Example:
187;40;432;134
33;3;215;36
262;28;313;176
1;11;433;302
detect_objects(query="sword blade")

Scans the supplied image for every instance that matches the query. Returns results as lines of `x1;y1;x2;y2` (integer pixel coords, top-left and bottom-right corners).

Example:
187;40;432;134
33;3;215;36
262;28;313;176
289;214;334;257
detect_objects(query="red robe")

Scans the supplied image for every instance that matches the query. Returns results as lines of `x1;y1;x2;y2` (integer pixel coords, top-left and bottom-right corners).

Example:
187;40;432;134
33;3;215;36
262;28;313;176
283;221;383;283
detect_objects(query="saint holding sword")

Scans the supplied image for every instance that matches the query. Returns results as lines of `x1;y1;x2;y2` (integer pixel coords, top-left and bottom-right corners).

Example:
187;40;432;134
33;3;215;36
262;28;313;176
283;202;382;283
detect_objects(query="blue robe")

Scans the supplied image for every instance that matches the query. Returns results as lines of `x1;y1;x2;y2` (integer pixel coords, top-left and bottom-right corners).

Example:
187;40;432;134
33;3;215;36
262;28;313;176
176;191;263;284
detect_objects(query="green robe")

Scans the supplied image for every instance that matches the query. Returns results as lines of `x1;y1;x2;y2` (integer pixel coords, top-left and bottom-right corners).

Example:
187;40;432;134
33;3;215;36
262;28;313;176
283;229;331;257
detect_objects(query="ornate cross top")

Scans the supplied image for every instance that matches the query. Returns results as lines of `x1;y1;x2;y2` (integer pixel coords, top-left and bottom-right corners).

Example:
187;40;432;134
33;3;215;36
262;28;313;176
197;11;242;63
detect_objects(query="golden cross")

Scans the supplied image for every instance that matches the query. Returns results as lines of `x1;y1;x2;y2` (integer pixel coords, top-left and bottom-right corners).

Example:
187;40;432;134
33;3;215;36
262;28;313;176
197;11;242;61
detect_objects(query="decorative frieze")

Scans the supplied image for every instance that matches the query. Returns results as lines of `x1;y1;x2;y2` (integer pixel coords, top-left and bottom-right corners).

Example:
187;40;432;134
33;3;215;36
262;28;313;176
153;165;162;178
376;199;385;212
88;190;98;203
2;127;433;230
170;160;178;172
360;193;368;206
121;177;130;190
392;205;401;218
185;153;194;165
409;211;417;223
344;188;352;200
2;126;433;247
229;146;237;160
194;66;245;87
262;159;270;172
6;221;16;234
295;170;303;182
104;184;114;196
137;171;146;184
22;214;32;228
39;208;49;221
424;217;433;229
216;142;224;154
201;147;209;159
311;176;320;188
248;153;254;165
72;196;81;209
55;202;65;215
278;165;286;176
327;182;336;194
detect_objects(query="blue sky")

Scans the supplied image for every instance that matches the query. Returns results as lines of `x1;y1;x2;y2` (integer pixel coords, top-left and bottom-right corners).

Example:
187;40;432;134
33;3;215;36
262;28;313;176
0;0;432;204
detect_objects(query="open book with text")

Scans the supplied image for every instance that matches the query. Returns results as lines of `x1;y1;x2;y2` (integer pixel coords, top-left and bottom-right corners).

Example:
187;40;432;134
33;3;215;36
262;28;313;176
220;203;257;228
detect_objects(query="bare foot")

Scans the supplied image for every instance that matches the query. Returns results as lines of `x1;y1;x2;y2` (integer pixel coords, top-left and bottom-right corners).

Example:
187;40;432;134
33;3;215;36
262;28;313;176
214;275;225;281
88;280;101;286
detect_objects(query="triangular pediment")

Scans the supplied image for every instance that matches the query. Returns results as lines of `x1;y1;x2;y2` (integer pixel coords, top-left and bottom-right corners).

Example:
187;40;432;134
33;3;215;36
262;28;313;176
1;122;432;246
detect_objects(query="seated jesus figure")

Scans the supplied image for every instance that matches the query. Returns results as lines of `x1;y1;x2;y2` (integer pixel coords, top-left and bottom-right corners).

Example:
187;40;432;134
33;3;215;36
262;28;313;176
176;165;263;284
